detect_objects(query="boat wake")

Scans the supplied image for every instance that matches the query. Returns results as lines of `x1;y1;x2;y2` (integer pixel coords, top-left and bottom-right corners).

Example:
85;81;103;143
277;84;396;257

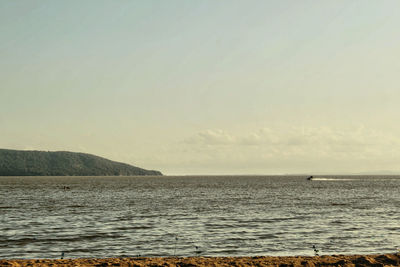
308;177;357;181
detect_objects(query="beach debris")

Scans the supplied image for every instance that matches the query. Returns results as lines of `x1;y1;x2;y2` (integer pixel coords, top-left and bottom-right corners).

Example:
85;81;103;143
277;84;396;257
313;245;319;256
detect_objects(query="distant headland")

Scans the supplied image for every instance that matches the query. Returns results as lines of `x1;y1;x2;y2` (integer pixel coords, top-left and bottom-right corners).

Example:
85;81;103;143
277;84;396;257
0;149;162;176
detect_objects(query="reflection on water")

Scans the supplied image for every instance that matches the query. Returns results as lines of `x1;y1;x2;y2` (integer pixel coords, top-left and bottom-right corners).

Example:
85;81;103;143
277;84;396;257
1;175;400;259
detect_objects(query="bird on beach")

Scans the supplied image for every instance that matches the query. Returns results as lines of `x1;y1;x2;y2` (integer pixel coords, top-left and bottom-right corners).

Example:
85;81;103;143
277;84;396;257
61;252;65;259
195;246;203;255
313;245;319;256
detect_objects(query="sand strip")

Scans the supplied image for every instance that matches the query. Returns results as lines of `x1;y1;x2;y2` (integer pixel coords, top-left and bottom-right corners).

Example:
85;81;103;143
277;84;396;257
1;254;399;267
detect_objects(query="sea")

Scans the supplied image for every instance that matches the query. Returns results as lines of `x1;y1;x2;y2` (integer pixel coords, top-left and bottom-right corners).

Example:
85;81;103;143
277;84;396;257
1;175;399;259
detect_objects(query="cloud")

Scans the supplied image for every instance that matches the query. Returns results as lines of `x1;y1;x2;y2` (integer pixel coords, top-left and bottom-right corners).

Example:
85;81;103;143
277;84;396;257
132;125;400;174
183;129;236;145
182;126;400;160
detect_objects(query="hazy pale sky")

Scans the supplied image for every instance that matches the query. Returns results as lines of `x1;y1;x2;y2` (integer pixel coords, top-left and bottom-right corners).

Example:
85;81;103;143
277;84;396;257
1;0;400;175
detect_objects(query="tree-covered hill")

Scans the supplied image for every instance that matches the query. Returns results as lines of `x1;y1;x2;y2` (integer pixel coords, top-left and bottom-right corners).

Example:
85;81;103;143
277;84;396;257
0;149;162;176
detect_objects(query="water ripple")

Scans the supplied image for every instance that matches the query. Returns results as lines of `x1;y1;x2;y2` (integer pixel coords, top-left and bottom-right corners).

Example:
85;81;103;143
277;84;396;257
1;175;400;258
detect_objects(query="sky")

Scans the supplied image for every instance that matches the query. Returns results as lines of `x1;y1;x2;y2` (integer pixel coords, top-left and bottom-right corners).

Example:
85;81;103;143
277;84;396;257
1;0;400;175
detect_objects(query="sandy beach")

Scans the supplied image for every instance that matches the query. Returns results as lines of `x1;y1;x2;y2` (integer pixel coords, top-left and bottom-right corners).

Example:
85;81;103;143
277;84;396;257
1;254;399;267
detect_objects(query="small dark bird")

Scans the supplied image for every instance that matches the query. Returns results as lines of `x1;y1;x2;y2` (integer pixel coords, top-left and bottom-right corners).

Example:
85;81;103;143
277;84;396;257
195;246;202;255
313;245;319;256
61;252;65;259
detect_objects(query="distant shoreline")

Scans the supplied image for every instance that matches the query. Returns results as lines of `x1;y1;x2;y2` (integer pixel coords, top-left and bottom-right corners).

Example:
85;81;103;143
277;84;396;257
0;149;162;176
1;254;399;266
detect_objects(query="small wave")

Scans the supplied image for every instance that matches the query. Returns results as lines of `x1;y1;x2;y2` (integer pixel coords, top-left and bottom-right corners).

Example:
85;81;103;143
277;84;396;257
330;220;346;224
205;223;236;229
255;234;279;239
330;203;349;206
63;248;93;253
224;237;249;242
115;225;154;231
385;227;400;231
5;234;124;245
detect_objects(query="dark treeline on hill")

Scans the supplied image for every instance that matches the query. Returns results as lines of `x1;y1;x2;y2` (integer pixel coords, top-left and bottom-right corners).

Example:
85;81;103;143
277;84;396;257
0;149;162;176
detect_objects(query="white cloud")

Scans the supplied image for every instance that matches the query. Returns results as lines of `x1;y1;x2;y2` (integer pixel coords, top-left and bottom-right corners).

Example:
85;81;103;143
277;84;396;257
168;126;400;174
183;129;236;145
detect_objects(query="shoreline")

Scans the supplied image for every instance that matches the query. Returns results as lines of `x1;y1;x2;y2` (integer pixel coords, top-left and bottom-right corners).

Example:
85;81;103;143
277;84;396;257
1;254;399;266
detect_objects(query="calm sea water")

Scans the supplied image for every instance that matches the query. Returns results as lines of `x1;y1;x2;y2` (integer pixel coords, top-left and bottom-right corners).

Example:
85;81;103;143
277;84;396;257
1;175;399;259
